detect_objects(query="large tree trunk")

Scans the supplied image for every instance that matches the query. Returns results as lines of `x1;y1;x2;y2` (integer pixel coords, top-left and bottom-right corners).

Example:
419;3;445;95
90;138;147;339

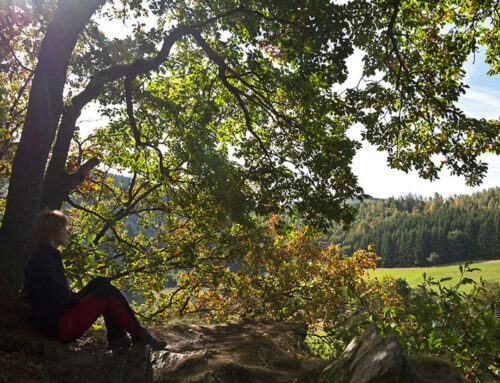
0;0;104;296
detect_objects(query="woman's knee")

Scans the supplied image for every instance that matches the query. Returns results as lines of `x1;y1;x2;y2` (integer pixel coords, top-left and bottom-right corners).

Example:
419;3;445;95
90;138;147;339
91;282;120;300
77;276;112;297
91;276;111;286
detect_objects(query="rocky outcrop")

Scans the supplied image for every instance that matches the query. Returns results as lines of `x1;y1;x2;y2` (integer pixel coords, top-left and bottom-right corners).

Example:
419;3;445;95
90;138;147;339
149;319;319;383
0;294;31;331
0;319;319;383
0;327;153;383
319;327;466;383
0;318;468;383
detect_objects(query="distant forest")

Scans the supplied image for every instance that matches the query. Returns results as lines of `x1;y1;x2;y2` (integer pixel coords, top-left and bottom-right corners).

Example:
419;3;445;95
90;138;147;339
118;180;500;268
317;188;500;267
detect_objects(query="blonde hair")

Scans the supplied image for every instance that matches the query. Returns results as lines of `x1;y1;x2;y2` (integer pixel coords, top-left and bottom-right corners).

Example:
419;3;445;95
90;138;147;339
35;209;69;243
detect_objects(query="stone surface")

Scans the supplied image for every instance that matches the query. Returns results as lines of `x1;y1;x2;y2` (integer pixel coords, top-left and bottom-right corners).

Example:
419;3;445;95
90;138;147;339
319;327;405;383
0;320;320;383
408;356;469;383
0;321;467;383
319;327;467;383
190;363;253;383
0;296;31;331
150;319;319;383
0;327;153;383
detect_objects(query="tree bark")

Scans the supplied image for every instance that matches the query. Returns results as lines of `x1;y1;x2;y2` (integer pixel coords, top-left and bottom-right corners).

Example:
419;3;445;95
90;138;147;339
0;4;241;295
41;24;197;210
0;0;104;295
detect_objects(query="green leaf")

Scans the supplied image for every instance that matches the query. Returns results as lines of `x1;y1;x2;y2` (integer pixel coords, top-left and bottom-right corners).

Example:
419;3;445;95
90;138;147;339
428;329;439;349
441;333;460;346
342;286;349;299
87;233;96;244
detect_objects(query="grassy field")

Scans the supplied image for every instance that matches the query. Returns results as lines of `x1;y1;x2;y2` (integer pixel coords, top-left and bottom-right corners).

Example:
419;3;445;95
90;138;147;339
157;261;500;297
367;260;500;289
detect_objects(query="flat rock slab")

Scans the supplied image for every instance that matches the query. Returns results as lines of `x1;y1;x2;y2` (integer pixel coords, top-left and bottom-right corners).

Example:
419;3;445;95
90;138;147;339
0;320;322;383
0;328;152;383
319;327;467;383
1;321;466;383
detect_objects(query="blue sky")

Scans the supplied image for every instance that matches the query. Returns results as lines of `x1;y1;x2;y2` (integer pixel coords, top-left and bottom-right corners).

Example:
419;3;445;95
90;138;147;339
348;49;500;199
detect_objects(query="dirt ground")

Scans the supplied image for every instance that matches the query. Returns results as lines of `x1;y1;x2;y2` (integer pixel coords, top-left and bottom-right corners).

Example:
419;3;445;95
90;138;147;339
60;319;326;382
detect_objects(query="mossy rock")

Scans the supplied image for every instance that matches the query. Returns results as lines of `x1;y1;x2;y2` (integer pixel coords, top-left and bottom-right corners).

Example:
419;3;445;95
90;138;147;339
0;297;31;331
319;328;467;383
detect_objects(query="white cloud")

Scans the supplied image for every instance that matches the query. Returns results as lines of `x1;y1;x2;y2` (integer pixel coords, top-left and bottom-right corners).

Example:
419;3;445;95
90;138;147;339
348;48;500;198
459;88;500;119
351;144;499;199
85;14;499;198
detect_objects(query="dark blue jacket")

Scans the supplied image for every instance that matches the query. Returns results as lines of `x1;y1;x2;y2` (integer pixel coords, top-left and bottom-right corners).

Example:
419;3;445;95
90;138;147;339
23;243;80;338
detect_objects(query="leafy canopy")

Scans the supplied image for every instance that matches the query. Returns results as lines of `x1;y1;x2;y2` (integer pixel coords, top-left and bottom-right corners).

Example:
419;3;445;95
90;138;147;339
2;0;499;231
0;3;498;377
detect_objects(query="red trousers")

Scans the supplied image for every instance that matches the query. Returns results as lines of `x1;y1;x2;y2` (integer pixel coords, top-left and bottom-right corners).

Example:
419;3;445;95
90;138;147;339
55;277;142;342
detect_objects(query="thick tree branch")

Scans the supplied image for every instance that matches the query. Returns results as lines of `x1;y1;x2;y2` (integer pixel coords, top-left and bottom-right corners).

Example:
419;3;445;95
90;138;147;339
41;23;195;208
41;156;99;210
124;76;144;147
43;6;289;208
2;0;106;258
191;30;272;160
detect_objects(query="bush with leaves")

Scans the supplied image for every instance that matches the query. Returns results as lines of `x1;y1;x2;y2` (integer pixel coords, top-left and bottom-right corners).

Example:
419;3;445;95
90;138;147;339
393;266;500;381
61;189;497;381
174;216;395;322
320;264;499;382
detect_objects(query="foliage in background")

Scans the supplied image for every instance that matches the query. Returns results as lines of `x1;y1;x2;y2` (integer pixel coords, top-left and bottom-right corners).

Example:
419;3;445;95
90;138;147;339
0;1;44;212
163;216;399;324
0;1;498;380
320;188;500;266
309;265;500;382
385;266;500;382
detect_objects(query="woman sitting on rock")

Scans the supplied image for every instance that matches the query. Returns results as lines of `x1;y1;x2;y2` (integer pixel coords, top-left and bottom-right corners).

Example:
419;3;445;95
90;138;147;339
23;209;167;351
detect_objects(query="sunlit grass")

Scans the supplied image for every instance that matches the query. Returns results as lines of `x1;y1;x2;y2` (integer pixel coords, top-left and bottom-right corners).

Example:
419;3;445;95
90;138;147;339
367;260;500;290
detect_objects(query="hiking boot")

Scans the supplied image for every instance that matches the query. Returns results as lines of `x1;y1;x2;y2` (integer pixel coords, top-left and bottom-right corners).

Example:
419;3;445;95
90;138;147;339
107;335;131;350
133;327;167;351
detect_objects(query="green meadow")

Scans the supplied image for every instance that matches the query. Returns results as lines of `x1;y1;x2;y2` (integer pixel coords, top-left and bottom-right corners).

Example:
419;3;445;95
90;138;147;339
367;260;500;289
